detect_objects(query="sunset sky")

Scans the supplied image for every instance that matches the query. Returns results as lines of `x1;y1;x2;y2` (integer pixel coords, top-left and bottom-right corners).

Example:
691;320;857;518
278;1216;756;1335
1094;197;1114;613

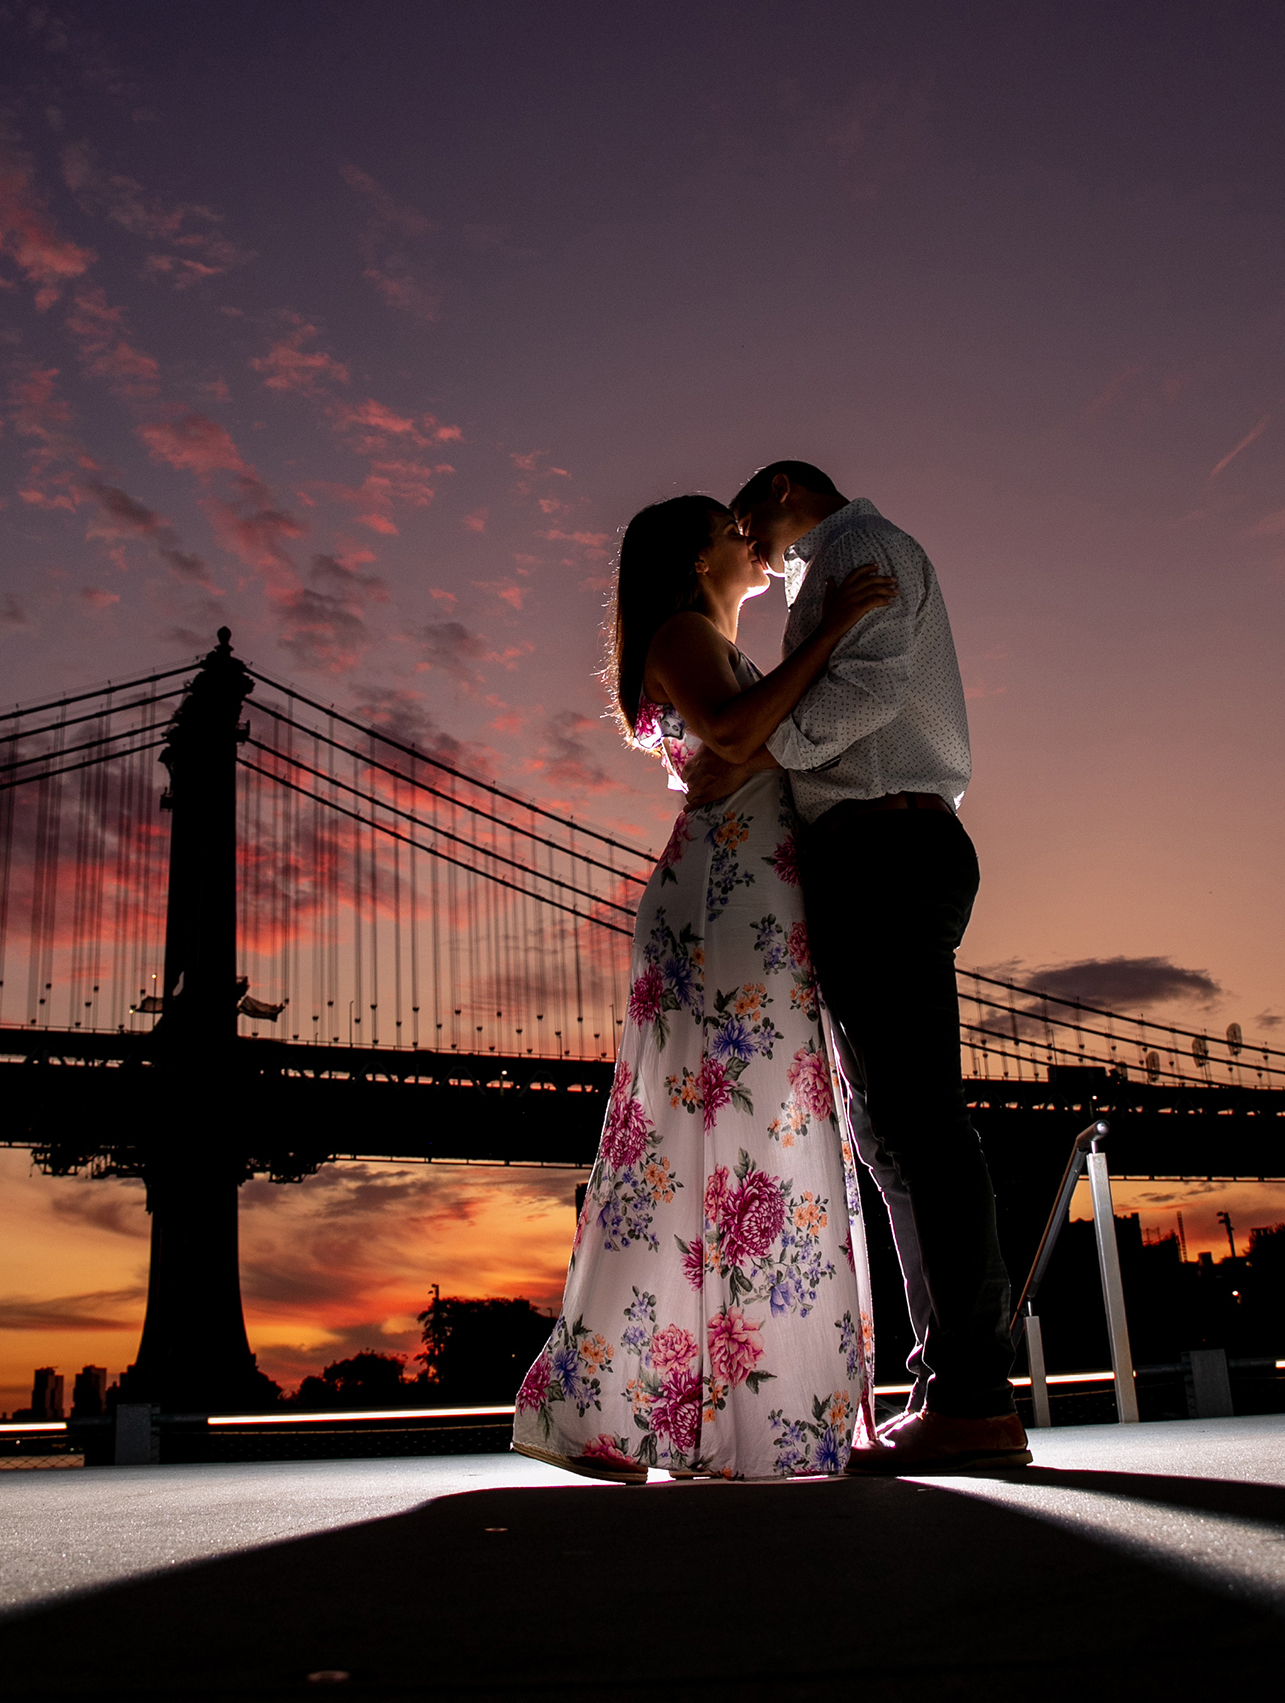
3;1;1285;1409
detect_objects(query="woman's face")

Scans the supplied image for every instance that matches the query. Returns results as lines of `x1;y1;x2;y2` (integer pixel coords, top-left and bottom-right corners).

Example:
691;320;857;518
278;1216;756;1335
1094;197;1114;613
697;510;771;600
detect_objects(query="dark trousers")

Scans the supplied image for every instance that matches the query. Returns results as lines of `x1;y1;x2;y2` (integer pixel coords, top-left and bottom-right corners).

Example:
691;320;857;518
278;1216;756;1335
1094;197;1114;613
803;807;1015;1419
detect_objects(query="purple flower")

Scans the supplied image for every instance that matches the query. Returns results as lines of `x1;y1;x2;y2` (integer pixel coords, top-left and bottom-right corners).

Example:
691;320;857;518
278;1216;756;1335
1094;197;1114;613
713;1016;754;1062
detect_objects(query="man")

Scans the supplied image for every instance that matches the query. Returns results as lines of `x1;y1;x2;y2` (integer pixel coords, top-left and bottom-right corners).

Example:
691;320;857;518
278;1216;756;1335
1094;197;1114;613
683;460;1028;1472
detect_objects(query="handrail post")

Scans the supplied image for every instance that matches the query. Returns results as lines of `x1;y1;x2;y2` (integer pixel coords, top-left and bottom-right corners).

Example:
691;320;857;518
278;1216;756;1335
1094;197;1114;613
1023;1306;1051;1428
1086;1143;1140;1423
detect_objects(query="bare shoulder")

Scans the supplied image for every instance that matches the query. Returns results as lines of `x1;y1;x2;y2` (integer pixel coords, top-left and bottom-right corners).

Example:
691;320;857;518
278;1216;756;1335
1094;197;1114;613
648;610;731;661
644;611;737;700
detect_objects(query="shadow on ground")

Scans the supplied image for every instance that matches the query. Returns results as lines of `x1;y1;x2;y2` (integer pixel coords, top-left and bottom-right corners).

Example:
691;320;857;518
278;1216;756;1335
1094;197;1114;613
0;1473;1280;1700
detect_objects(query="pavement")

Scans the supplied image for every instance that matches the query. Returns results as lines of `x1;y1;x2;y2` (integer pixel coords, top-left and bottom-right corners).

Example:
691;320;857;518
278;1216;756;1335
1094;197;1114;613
0;1416;1282;1699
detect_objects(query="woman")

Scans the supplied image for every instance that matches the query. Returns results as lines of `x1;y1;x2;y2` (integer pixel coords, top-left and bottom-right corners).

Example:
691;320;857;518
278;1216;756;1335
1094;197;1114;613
512;496;897;1481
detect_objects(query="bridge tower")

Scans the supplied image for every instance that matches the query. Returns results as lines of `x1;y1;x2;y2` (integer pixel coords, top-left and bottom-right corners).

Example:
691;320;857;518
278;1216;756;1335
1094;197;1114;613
124;629;269;1412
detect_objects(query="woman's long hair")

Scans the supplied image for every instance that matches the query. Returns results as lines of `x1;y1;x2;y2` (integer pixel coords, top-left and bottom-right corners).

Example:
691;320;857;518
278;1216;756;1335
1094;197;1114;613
604;495;726;741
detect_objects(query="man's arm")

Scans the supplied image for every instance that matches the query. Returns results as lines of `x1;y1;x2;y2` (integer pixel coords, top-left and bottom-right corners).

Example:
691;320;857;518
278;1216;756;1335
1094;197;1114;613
681;743;780;810
766;528;923;772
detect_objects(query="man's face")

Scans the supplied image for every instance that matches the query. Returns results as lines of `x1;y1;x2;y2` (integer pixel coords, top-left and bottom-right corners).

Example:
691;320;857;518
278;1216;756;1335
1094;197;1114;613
733;498;792;578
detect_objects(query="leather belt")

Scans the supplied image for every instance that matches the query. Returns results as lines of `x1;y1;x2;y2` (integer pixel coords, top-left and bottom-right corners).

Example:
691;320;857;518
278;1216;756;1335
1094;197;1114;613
812;792;952;832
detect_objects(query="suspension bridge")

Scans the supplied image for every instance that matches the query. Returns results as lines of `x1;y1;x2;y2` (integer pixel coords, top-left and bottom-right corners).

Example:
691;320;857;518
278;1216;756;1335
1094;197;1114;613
2;630;1282;1409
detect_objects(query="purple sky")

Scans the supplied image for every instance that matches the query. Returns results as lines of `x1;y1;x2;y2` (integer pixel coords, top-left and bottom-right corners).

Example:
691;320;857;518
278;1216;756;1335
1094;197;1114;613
2;2;1285;1398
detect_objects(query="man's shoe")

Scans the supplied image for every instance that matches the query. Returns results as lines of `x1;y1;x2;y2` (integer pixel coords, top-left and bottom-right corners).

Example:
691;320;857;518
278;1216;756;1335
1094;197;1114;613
844;1408;1031;1476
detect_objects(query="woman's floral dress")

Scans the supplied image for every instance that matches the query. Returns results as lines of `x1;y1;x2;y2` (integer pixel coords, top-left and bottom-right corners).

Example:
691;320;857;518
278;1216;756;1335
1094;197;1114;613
513;653;876;1479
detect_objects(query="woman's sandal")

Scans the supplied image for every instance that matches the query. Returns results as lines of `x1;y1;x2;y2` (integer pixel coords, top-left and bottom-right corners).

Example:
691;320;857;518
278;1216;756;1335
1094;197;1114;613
512;1440;648;1485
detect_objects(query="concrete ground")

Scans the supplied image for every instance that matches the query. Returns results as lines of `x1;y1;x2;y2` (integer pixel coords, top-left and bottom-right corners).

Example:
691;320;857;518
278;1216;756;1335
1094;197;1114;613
0;1416;1282;1699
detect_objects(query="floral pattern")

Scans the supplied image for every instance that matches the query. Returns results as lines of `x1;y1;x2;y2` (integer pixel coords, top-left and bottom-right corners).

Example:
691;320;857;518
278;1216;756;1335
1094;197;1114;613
514;665;876;1479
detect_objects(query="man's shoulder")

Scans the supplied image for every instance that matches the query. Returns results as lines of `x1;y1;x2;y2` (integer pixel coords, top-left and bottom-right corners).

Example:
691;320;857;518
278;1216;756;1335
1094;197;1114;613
817;508;929;566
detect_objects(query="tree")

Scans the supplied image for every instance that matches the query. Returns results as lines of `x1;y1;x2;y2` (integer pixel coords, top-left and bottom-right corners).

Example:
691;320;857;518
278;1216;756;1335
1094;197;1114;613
417;1296;554;1405
292;1350;412;1410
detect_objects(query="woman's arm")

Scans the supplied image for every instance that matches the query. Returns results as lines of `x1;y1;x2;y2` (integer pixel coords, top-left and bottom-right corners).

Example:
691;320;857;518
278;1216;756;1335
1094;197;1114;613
644;566;896;764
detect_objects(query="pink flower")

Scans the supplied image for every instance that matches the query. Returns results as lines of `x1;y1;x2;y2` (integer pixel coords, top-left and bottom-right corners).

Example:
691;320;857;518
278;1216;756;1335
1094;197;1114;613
516;1352;551;1412
601;1063;652;1170
771;836;801;887
786;920;812;974
627;965;664;1026
721;1169;786;1266
707;1308;765;1388
696;1055;733;1133
650;1323;698;1376
634;696;661;746
682;1239;706;1291
703;1165;732;1225
580;1434;639;1470
787;1046;833;1123
651;1367;702;1455
657;813;692;873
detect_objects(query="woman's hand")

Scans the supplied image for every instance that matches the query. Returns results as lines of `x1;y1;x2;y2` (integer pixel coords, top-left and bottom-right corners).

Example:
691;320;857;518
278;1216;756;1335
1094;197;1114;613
818;564;898;640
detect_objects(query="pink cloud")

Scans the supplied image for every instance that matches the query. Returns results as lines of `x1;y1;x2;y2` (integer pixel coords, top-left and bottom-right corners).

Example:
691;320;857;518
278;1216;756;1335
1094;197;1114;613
251;324;350;396
139;411;248;475
464;509;488;533
358;512;399;535
1208;415;1270;482
64;288;160;399
0;145;95;309
1243;509;1285;538
339;164;441;323
1079;363;1144;419
80;587;120;609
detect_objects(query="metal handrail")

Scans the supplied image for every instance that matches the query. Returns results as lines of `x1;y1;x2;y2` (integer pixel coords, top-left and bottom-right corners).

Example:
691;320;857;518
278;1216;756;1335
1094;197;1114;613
1010;1119;1108;1332
1009;1118;1139;1427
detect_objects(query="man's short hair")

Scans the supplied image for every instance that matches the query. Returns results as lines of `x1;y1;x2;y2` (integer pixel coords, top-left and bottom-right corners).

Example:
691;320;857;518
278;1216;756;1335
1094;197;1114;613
731;460;841;512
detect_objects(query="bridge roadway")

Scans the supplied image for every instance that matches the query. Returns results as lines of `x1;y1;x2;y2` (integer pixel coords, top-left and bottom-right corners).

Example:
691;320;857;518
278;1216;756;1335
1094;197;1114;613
4;1029;1282;1181
0;1416;1282;1698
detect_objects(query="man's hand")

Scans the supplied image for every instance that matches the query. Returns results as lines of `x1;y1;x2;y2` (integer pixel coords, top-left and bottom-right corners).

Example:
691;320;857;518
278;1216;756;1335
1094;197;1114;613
682;744;780;809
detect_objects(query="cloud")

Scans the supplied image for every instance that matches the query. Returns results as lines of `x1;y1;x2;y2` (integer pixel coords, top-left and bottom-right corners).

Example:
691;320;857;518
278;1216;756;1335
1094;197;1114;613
79;586;119;609
251;323;350;396
0;594;30;630
81;479;217;588
1242;508;1285;539
526;709;621;793
49;1184;146;1238
64;286;159;398
61;140;253;286
413;618;491;686
206;476;306;581
347;686;490;774
1208;415;1270;482
1079;363;1144;419
139;411;247;475
1256;1010;1283;1032
464;509;488;533
334;399;460;452
0;140;95;309
272;553;388;673
340;163;440;323
0;1287;144;1330
991;954;1222;1014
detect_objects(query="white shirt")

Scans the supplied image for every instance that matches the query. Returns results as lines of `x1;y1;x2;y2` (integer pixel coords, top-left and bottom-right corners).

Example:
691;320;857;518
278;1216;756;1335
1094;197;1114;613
766;498;971;823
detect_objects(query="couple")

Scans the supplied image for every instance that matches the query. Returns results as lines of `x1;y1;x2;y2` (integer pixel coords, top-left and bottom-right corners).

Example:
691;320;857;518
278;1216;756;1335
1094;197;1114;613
513;460;1028;1481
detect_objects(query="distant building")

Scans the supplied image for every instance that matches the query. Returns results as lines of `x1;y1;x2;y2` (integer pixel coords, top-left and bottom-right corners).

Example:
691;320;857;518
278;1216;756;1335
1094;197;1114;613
71;1366;108;1419
31;1367;64;1421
